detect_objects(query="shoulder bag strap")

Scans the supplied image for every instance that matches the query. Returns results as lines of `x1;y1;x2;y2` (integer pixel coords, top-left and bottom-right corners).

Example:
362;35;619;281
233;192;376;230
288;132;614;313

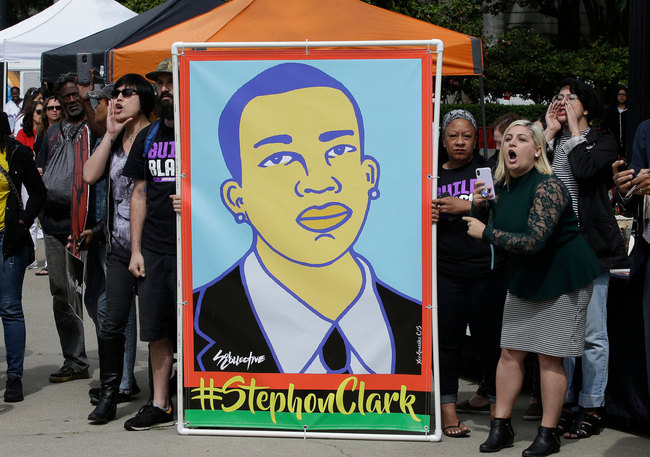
0;158;24;212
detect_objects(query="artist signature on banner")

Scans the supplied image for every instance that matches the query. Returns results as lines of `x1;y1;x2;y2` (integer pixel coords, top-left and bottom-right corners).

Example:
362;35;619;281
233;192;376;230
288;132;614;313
212;350;266;371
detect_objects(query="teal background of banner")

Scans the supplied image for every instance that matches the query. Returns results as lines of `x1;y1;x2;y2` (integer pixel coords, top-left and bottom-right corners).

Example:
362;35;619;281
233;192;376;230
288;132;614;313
188;57;424;301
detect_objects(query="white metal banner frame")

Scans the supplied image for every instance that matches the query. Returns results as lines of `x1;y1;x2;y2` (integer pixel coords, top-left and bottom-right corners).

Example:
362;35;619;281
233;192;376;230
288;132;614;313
171;39;444;442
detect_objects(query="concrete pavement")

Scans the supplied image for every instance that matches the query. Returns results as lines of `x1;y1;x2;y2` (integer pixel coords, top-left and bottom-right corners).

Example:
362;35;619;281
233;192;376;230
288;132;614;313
1;242;648;456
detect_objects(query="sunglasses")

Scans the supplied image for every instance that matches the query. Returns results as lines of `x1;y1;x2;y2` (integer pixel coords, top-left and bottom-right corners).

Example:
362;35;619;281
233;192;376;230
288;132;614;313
111;88;138;98
35;109;42;115
47;105;62;111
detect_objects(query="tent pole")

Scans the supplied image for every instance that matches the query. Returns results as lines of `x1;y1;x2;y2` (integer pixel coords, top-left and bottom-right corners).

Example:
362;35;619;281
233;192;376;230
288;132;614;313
2;63;6;107
479;75;488;160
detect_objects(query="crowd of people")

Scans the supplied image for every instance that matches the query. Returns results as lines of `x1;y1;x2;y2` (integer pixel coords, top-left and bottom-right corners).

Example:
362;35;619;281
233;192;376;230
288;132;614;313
433;78;650;456
1;58;180;432
0;60;648;452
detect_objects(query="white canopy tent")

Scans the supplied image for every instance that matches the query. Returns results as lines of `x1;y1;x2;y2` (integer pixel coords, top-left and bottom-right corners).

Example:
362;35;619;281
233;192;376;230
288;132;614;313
0;0;136;63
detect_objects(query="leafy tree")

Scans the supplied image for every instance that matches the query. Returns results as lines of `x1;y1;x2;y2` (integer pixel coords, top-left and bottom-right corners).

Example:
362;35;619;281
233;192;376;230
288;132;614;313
484;0;629;48
118;0;166;14
7;0;52;24
483;27;628;103
364;0;483;37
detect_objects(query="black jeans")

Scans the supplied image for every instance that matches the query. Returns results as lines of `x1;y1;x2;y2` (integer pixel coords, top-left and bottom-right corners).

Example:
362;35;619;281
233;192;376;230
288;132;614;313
101;254;138;339
437;269;506;404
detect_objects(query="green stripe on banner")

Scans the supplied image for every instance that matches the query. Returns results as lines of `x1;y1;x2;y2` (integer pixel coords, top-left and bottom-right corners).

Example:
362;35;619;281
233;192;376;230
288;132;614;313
185;409;430;432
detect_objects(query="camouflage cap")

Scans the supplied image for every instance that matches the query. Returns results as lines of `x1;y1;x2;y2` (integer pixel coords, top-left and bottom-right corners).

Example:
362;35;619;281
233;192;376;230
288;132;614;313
87;84;114;100
145;57;172;82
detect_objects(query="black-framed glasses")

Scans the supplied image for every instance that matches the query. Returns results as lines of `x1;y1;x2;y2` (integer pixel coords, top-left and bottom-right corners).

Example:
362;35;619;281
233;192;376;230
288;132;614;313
35;109;42;115
553;94;579;102
111;88;138;98
47;105;62;111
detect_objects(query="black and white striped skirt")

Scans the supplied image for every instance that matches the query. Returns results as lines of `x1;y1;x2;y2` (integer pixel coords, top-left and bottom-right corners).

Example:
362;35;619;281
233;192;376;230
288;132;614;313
500;283;593;358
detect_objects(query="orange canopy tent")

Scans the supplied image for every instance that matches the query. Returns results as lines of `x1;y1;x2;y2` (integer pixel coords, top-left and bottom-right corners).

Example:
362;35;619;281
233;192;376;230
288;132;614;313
108;0;482;81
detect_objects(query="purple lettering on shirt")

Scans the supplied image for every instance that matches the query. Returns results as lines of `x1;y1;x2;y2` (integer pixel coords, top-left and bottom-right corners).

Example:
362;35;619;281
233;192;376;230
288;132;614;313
158;142;168;159
148;142;158;159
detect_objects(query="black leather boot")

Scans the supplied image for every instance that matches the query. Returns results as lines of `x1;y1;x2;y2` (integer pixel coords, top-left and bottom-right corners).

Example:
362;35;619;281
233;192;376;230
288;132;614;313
522;426;560;456
88;335;125;423
480;417;515;453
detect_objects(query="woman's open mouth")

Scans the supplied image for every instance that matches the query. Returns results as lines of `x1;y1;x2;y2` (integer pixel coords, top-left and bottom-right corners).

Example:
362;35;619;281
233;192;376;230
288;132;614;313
296;203;352;233
508;150;517;163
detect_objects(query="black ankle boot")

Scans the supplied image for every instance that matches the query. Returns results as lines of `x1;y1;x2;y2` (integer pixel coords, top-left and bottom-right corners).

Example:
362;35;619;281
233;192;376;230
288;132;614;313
88;396;117;423
522;426;560;456
480;418;515;452
4;376;24;402
88;335;125;423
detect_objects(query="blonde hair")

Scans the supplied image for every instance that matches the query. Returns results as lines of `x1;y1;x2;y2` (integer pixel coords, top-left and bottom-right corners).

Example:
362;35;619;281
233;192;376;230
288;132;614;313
494;120;552;186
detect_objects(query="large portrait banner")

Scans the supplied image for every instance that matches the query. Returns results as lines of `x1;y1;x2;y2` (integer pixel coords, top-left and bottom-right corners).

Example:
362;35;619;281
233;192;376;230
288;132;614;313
179;48;434;436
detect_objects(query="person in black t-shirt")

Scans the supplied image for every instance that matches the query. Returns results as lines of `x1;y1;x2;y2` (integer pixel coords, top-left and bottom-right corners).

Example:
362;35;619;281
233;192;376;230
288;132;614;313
121;58;180;431
431;110;506;438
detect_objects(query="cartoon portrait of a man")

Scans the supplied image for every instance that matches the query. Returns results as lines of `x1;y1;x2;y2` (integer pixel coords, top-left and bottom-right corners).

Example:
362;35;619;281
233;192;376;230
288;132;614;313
193;62;422;375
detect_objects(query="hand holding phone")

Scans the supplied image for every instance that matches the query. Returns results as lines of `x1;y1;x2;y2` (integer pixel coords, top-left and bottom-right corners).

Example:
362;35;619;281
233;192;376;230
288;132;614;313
625;169;650;198
475;167;495;200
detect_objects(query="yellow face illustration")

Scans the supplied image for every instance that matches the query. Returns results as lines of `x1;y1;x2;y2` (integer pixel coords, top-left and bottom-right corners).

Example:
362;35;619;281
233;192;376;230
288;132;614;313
222;87;379;266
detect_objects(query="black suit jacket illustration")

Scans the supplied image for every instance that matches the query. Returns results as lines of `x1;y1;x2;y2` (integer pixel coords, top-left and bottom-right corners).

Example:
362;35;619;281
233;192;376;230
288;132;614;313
194;265;423;375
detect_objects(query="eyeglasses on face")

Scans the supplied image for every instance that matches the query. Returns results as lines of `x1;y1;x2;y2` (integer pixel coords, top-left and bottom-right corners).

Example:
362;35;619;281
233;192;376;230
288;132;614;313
111;88;138;98
35;109;42;115
553;94;579;102
47;105;62;111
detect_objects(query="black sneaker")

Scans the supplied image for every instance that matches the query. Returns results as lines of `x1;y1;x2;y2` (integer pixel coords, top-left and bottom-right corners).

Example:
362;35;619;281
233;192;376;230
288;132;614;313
49;366;90;383
4;376;24;402
124;403;174;431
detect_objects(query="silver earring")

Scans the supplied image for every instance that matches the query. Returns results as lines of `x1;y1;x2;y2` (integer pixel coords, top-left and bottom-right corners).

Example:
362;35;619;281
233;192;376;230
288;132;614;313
369;188;380;200
236;213;246;223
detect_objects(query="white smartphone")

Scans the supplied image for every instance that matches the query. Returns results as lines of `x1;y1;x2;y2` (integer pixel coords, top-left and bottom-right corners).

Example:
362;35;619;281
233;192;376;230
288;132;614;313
475;167;495;200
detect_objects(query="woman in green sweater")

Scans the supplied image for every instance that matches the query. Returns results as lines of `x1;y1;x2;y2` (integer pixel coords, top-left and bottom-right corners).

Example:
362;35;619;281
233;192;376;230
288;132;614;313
463;120;599;456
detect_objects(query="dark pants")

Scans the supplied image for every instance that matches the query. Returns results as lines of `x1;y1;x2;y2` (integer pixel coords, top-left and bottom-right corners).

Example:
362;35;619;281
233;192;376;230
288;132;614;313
0;232;28;378
84;239;106;336
44;233;88;372
437;270;506;404
629;236;650;400
101;254;138;338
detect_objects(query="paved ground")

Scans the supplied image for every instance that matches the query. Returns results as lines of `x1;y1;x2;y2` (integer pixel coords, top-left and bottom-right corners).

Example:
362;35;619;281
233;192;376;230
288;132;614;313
1;242;648;456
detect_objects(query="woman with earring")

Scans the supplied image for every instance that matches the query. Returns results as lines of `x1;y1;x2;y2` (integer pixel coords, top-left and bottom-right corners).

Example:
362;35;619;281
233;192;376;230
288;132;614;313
432;109;507;438
464;120;599;456
83;73;154;423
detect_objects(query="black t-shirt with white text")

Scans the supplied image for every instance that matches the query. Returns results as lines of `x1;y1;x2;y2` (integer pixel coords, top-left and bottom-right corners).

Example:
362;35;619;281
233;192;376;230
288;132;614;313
122;121;176;255
437;157;497;277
